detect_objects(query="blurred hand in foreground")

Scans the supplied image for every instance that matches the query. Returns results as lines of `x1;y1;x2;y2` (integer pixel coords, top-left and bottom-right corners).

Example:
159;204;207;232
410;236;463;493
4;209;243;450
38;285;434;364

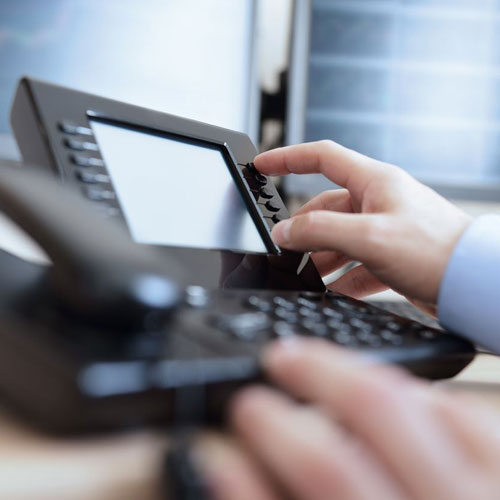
254;141;471;312
193;338;500;500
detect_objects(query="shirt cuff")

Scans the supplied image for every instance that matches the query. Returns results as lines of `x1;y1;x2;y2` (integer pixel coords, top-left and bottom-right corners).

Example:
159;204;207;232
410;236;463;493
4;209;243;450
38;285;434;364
438;214;500;353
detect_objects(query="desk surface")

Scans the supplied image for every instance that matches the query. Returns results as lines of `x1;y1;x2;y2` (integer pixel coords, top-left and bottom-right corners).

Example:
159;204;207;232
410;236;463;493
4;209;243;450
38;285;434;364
0;353;499;500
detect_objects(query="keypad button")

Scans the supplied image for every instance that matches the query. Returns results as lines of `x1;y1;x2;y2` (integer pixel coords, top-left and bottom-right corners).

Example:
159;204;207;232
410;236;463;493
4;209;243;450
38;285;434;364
323;307;343;321
71;154;105;168
333;331;356;346
64;138;99;151
245;296;273;313
298;307;322;322
349;318;371;330
386;321;402;332
273;296;296;311
326;318;344;330
271;215;281;224
59;121;92;136
273;321;300;337
297;297;318;309
380;330;403;345
274;307;299;323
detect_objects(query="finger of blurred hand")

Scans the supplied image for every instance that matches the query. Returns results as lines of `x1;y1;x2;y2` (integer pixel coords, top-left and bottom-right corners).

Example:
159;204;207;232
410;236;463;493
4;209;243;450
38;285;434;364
262;339;474;499
328;264;388;298
192;433;280;500
432;390;500;466
231;386;404;500
293;189;354;216
254;141;384;197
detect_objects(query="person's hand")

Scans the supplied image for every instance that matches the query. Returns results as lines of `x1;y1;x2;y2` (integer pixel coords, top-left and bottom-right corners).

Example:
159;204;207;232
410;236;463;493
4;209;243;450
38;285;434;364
253;141;471;309
192;339;500;500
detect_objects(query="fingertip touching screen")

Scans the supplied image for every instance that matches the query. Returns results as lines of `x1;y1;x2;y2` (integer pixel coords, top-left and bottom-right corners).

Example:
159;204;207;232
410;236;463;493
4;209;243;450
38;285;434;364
90;120;267;254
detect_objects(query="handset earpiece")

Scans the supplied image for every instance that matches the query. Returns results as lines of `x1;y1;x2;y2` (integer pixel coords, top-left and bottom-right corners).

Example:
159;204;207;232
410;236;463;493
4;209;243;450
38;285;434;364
0;166;181;331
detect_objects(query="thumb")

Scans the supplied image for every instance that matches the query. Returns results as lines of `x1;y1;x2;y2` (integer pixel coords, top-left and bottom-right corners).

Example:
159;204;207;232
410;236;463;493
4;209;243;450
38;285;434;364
271;211;378;264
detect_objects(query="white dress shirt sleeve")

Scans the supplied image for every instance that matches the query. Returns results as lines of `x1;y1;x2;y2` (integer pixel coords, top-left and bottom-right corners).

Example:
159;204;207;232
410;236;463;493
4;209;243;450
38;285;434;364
438;214;500;353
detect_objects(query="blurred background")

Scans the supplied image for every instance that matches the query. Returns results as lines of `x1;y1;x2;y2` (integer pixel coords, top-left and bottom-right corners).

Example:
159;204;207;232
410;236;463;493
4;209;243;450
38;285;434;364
2;0;500;235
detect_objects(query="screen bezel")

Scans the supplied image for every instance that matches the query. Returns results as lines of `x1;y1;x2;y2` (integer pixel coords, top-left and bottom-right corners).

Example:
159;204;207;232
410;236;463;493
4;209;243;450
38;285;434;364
87;111;279;255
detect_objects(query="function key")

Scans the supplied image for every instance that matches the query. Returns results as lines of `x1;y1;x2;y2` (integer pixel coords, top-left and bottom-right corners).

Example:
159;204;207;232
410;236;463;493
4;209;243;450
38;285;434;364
76;171;110;184
271;215;281;224
59;120;92;136
245;162;259;175
264;201;280;212
254;173;268;186
83;187;116;201
64;138;99;152
71;154;105;168
258;189;273;199
244;162;267;185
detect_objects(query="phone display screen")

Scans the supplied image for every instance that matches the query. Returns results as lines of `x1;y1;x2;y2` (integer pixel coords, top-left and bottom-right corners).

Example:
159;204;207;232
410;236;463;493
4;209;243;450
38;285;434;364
90;120;267;254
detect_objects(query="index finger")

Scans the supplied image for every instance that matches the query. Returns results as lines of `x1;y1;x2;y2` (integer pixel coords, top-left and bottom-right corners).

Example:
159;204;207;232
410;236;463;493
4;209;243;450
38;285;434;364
254;141;377;193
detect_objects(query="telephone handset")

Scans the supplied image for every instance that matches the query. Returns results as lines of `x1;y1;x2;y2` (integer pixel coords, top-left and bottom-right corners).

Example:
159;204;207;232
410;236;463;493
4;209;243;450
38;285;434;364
0;166;181;331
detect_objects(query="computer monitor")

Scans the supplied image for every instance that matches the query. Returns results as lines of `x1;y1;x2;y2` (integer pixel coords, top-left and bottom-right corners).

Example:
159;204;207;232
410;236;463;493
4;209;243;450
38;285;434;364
0;0;260;161
286;0;500;201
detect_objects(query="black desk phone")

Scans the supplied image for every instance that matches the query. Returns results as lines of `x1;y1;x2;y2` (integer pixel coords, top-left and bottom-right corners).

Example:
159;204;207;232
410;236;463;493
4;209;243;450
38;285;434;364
0;77;474;432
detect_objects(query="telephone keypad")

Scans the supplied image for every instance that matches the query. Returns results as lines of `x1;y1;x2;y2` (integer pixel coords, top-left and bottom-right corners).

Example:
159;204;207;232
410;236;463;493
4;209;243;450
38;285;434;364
238;290;442;348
